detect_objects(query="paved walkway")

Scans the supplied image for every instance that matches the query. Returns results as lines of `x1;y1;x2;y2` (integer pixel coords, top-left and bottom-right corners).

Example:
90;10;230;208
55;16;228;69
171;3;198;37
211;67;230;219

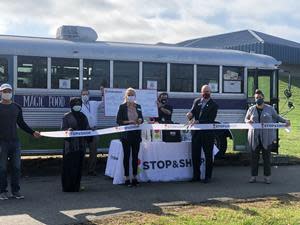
0;165;300;225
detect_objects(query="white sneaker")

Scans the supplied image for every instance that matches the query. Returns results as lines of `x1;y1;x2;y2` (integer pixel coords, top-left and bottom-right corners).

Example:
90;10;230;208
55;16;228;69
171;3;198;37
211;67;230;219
0;192;9;200
12;192;24;199
264;176;271;184
249;176;257;183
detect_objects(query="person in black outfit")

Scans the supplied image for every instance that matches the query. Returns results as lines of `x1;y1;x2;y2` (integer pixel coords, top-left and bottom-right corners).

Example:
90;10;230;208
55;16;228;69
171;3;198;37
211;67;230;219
156;92;173;123
116;88;143;187
0;83;40;200
187;85;218;183
61;97;90;192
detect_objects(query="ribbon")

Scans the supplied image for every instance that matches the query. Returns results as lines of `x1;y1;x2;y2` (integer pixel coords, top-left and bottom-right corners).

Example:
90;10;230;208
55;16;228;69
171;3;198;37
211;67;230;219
40;123;290;138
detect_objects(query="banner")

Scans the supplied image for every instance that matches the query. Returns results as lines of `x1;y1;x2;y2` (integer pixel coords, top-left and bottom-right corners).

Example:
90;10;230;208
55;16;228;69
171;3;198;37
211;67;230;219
105;140;219;184
40;123;290;138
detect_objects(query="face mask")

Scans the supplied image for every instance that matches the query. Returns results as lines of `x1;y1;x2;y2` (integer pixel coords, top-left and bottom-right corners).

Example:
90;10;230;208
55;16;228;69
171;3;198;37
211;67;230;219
161;99;167;104
72;105;82;112
202;93;210;99
1;93;12;100
255;98;264;106
127;96;136;103
81;95;89;103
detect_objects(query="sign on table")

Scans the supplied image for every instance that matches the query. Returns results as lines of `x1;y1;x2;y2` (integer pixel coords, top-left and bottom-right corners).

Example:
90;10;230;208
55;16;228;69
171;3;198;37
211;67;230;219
104;88;158;117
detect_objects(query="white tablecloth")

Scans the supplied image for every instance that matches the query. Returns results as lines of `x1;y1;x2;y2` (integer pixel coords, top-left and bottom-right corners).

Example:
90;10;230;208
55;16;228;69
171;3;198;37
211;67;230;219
105;140;218;184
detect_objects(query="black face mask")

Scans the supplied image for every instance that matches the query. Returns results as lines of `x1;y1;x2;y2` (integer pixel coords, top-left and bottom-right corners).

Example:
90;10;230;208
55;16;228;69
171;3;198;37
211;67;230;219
203;93;210;99
161;99;167;104
255;98;264;106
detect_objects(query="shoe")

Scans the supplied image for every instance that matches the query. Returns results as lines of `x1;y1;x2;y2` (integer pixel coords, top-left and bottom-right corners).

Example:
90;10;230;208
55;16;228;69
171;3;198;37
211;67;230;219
202;178;211;183
12;192;24;199
0;192;9;200
88;171;97;176
80;186;85;191
190;177;200;182
249;176;257;183
124;180;131;187
264;176;271;184
132;179;139;187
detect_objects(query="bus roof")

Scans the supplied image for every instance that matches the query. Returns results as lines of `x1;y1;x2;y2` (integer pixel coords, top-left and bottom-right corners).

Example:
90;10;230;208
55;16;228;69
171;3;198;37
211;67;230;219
0;35;279;69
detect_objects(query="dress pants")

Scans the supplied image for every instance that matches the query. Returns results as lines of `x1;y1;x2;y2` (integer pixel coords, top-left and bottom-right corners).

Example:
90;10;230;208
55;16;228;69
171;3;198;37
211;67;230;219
191;131;214;180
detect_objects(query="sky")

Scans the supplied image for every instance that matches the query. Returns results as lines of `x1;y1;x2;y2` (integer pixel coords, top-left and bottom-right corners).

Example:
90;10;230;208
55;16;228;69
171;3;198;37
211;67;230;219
1;0;300;44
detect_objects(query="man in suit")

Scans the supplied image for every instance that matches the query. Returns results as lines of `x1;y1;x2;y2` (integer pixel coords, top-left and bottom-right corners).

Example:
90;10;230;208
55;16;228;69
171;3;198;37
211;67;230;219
186;85;218;183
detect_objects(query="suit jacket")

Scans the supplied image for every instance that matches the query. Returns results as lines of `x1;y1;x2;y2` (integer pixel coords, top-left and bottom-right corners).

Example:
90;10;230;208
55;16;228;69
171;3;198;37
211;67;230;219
189;98;218;136
116;102;144;142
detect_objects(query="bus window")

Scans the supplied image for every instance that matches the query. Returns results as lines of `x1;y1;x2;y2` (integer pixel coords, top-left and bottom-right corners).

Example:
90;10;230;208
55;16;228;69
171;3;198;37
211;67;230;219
258;75;271;102
197;65;219;93
247;74;255;98
17;56;47;88
0;57;8;83
113;61;139;89
51;58;79;89
142;62;167;91
222;66;244;93
83;59;110;89
248;69;273;103
170;63;193;92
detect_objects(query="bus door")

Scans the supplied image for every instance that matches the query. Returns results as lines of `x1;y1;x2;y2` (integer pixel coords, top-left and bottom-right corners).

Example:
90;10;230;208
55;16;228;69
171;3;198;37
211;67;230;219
247;69;278;108
247;69;279;153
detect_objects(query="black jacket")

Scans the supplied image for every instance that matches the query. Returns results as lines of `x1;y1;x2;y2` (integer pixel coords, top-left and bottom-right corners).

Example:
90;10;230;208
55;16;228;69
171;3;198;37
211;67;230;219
116;103;144;142
189;98;218;135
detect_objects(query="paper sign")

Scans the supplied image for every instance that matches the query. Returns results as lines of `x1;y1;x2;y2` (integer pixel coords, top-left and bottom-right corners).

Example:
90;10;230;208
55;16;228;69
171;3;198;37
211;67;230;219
147;80;157;90
59;79;71;89
104;88;158;117
224;80;241;93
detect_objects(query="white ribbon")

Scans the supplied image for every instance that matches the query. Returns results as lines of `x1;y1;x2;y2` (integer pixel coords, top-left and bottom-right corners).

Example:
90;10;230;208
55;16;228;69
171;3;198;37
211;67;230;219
40;123;290;138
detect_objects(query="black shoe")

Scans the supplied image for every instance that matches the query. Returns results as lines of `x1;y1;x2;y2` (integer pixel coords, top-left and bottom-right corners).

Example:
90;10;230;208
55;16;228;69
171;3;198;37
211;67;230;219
190;177;200;182
132;179;139;187
202;178;211;183
88;171;97;176
124;180;131;187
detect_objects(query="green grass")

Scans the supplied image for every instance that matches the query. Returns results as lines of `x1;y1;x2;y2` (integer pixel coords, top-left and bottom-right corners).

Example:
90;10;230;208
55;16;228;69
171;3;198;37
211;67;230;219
278;75;300;157
89;195;300;225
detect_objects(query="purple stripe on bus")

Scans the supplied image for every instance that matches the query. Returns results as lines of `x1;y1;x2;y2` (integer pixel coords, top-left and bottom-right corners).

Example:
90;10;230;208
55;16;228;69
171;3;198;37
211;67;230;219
168;98;247;110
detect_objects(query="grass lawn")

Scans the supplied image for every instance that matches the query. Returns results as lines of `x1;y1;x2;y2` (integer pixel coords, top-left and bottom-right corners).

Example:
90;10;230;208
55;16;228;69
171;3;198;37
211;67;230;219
278;75;300;157
85;194;300;225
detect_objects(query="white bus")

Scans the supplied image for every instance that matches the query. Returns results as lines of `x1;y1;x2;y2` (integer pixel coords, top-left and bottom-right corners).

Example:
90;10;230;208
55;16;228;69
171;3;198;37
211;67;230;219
0;26;280;155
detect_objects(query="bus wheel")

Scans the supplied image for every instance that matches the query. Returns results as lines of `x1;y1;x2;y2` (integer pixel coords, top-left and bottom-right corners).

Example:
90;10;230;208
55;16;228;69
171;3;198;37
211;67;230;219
214;133;227;159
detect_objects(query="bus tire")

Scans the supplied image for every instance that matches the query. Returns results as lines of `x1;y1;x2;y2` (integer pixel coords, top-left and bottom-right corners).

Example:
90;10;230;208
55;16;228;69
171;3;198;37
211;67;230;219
214;132;227;159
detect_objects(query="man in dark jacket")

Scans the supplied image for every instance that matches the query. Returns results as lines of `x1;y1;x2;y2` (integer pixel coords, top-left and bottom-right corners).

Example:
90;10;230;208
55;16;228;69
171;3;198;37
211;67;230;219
187;85;218;183
0;83;40;200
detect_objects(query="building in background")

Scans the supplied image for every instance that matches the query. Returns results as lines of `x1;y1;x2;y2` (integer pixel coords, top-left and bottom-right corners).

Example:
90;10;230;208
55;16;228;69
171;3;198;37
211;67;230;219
169;30;300;77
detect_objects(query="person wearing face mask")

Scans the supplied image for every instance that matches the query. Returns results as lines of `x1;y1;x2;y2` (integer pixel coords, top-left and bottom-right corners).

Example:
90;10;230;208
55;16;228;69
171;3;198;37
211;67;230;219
0;83;40;200
245;89;290;184
61;97;91;192
186;84;218;183
156;93;173;123
80;88;104;176
116;87;143;187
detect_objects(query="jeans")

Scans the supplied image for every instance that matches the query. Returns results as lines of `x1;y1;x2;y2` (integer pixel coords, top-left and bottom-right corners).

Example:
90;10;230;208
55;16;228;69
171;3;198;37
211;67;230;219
0;141;21;193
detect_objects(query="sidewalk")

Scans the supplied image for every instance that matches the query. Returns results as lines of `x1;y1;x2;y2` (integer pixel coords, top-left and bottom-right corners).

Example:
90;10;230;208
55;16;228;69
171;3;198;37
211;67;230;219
0;165;300;225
